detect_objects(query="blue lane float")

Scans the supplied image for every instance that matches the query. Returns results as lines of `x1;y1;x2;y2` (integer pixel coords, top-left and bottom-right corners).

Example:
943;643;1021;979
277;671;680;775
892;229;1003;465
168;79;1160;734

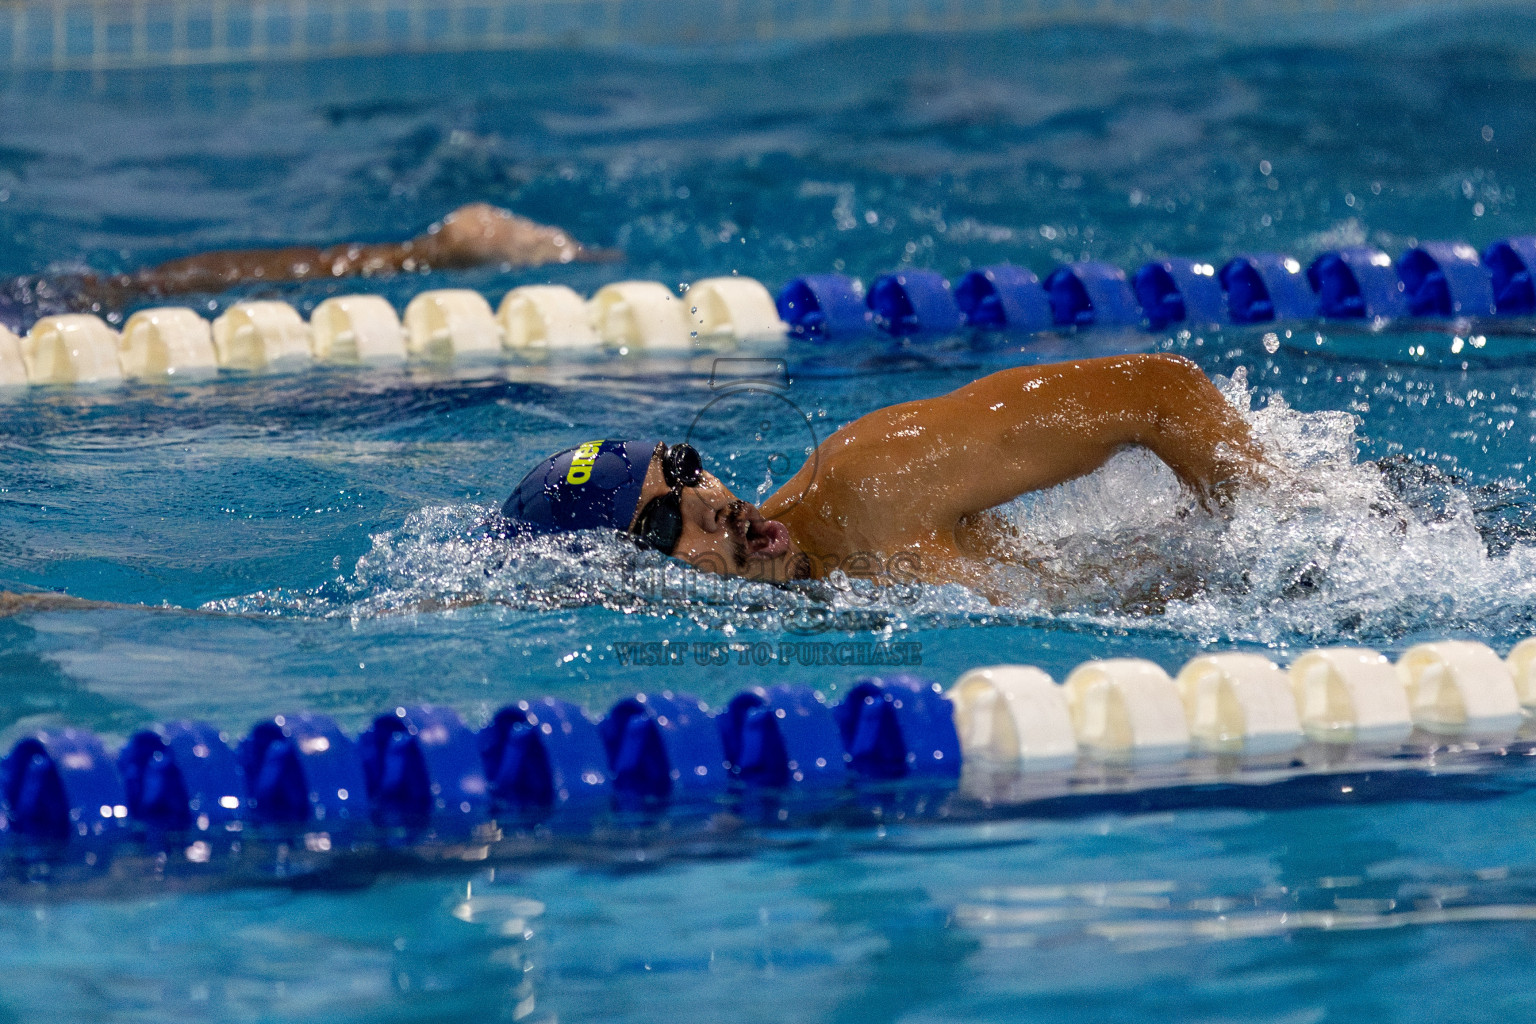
118;721;245;832
718;684;847;789
359;705;487;829
1398;242;1496;318
833;675;961;781
1307;248;1409;320
0;674;961;845
599;691;729;805
239;714;370;827
774;274;872;339
1218;253;1316;324
479;698;610;814
1;729;129;840
1483;238;1536;315
867;270;965;335
1134;259;1226;330
1044;261;1140;328
953;265;1053;332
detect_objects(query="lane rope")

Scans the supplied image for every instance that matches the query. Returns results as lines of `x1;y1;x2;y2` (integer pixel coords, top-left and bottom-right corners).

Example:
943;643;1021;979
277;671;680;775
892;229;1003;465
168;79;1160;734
4;237;1535;386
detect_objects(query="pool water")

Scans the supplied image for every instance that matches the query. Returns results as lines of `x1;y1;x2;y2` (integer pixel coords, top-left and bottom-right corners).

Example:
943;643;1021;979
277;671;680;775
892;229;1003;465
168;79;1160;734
6;12;1536;1021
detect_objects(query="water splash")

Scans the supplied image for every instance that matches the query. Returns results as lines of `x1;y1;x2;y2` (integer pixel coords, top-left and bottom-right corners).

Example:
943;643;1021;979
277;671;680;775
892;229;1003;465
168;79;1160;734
988;368;1536;645
208;502;1000;636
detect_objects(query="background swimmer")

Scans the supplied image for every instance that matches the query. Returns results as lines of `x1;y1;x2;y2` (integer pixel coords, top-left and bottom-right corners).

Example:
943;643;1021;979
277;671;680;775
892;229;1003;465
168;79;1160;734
504;353;1265;588
0;202;615;327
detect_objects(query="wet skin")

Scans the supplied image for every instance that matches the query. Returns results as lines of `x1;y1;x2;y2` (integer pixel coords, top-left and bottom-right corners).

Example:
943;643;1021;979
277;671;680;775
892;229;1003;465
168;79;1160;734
634;353;1264;586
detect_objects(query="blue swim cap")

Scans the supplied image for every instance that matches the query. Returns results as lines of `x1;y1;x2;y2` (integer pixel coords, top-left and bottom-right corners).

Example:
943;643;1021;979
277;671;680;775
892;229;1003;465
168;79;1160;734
502;438;660;536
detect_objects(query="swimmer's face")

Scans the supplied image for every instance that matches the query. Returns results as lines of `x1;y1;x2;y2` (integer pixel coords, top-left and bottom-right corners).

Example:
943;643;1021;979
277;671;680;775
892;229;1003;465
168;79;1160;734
630;449;804;581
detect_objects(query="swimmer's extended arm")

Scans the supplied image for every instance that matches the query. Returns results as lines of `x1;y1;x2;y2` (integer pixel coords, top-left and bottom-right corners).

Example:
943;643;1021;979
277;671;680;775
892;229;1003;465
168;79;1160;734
83;203;617;302
772;354;1262;547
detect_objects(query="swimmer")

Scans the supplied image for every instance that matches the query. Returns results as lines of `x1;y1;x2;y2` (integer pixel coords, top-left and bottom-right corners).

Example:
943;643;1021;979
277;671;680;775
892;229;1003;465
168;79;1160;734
501;353;1266;587
0;203;616;327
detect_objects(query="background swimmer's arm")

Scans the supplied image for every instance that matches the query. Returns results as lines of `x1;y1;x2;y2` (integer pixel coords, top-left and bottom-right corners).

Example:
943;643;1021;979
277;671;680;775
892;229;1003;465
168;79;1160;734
84;203;618;302
784;354;1261;540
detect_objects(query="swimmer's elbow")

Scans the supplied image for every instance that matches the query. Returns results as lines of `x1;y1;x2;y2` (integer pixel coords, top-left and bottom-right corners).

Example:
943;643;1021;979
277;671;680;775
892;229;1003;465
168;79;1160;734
1133;353;1232;429
1133;352;1206;394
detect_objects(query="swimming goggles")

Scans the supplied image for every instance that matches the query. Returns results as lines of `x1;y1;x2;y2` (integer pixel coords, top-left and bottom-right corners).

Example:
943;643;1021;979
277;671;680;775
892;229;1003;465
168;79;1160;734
630;442;704;555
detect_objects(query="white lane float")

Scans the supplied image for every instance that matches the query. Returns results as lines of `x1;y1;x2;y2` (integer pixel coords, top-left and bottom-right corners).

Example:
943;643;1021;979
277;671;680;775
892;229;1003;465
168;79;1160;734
1175;653;1303;753
119;307;218;379
1505;638;1536;708
1063;658;1190;758
948;665;1077;766
212;302;312;371
22;314;123;384
498;285;598;350
1395;641;1522;734
589;281;692;350
685;276;788;341
309;295;406;364
1287;647;1413;743
0;322;26;387
403;289;502;359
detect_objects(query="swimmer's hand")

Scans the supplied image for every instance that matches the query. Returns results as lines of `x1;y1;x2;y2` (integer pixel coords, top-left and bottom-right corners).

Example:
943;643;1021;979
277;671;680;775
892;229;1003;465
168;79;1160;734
420;203;621;268
1194;439;1277;514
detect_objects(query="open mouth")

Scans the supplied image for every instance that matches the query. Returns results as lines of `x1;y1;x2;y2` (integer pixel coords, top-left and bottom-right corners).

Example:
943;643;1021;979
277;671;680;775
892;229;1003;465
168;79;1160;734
744;517;791;559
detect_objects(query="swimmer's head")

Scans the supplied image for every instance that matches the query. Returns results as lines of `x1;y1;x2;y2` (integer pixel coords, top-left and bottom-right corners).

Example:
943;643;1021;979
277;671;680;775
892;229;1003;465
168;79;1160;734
502;438;658;536
504;438;805;581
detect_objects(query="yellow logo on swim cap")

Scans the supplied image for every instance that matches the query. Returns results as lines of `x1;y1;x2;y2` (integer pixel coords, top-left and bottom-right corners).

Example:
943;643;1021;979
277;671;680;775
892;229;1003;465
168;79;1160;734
565;440;605;485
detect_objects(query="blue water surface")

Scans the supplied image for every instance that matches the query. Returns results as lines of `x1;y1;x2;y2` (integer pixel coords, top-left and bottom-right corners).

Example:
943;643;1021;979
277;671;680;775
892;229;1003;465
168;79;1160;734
5;13;1536;1021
